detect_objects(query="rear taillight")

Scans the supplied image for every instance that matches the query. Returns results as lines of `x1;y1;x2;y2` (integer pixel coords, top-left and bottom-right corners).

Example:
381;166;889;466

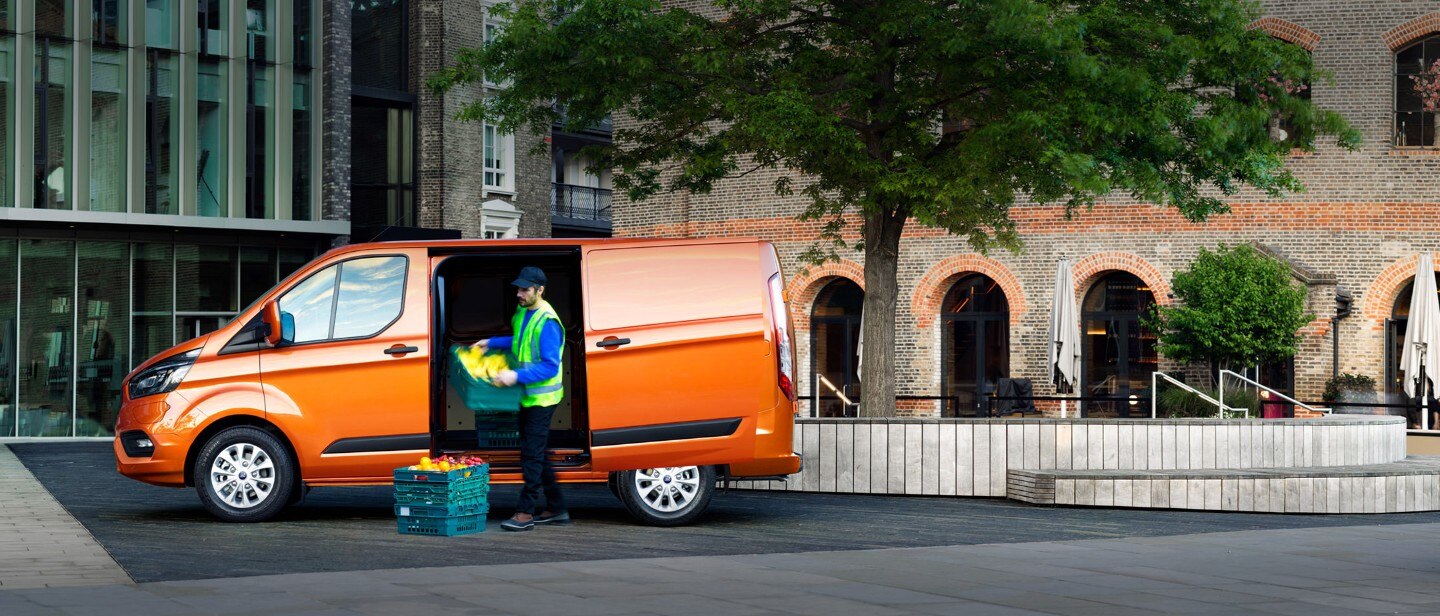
768;273;796;401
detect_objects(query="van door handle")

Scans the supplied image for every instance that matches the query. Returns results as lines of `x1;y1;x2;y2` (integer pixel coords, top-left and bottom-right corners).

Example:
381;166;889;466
595;337;630;349
384;345;419;355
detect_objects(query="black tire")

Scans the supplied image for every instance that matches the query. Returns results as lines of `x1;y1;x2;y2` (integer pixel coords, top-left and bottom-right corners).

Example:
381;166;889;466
607;471;622;499
613;466;715;527
194;426;296;522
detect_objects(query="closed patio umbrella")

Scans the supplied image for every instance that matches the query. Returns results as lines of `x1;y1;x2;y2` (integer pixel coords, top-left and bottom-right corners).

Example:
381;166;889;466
1048;259;1082;417
1400;253;1440;429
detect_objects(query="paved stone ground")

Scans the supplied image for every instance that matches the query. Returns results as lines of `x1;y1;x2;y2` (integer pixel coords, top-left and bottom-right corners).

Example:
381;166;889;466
14;441;1440;587
3;522;1440;615
0;444;130;589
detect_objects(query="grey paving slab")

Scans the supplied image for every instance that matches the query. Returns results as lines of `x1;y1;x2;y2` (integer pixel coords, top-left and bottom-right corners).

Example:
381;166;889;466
0;445;130;590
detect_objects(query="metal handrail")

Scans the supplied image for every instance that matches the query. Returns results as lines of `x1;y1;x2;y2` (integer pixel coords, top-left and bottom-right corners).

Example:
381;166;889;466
1152;371;1247;418
1218;369;1331;416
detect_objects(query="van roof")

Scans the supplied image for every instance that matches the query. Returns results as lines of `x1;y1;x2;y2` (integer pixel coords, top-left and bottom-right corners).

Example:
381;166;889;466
324;236;767;258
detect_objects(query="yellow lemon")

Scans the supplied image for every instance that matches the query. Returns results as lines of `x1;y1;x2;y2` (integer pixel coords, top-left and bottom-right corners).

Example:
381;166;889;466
419;456;431;465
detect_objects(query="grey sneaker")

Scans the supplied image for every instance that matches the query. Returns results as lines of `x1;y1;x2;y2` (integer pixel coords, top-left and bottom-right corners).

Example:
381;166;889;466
534;511;571;525
500;516;535;532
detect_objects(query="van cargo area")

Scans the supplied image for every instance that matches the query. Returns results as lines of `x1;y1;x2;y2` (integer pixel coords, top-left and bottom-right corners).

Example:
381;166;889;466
432;250;589;472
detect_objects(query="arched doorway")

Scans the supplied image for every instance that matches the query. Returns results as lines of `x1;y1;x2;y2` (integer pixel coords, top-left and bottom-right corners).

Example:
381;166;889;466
1082;272;1157;418
941;274;1009;417
811;279;862;417
1387;273;1440;427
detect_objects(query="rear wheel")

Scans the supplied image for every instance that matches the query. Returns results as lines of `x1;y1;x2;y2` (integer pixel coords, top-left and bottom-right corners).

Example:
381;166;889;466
194;426;296;522
613;466;714;526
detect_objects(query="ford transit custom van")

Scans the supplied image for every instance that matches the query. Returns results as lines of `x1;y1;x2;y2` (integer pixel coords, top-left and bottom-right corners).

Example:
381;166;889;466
114;238;801;525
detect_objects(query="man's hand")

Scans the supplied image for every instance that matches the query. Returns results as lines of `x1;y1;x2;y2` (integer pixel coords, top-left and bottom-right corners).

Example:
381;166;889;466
494;369;518;387
469;339;489;351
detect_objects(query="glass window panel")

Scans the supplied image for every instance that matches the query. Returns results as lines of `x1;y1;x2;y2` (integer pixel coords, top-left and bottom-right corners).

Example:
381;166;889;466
131;316;170;369
245;63;273;218
145;51;179;214
239;246;276;309
0;240;16;437
199;0;227;56
483;123;510;190
37;1;69;37
351;0;406;90
76;242;127;437
0;36;12;208
278;265;335;343
34;41;72;210
93;0;127;45
1397;112;1428;148
132;243;171;313
175;315;226;341
175;244;236;312
1081;272;1156;418
197;58;227;216
90;49;126;213
331;257;406;339
1399;41;1426;73
145;0;178;49
19;240;74;436
292;72;312;220
246;0;271;61
278;247;310;282
293;0;313;65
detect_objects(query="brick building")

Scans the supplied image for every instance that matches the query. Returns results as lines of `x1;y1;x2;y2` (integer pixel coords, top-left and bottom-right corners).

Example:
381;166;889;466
612;2;1440;426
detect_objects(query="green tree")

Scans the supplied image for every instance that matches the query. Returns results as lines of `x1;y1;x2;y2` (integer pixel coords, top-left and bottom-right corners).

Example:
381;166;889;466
1145;244;1314;384
429;0;1357;416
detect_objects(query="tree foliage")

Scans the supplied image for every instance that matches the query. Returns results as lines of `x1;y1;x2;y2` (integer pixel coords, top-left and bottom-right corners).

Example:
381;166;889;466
1146;244;1314;378
429;0;1357;415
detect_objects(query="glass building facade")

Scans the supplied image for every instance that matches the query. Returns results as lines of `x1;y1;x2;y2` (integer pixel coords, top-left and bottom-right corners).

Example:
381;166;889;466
0;2;335;437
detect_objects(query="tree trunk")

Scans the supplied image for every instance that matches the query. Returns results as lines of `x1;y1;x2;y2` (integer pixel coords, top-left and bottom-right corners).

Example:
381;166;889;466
858;208;906;417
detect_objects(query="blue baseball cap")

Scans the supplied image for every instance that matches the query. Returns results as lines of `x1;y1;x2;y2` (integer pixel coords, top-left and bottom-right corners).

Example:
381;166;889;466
512;266;547;288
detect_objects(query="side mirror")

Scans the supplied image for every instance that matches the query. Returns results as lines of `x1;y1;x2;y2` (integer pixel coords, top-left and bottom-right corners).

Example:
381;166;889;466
262;301;286;347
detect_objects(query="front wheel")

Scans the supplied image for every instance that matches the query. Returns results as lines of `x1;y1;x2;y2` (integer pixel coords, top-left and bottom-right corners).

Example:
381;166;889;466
194;426;296;522
612;466;715;526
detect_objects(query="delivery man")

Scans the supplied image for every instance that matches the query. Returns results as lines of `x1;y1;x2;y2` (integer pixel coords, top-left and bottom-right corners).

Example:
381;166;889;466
473;266;569;531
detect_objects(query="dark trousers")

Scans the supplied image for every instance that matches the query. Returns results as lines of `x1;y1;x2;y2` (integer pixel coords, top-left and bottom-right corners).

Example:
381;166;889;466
515;403;565;515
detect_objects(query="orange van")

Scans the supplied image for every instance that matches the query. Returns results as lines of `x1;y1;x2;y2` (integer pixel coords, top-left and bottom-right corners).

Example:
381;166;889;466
114;238;801;525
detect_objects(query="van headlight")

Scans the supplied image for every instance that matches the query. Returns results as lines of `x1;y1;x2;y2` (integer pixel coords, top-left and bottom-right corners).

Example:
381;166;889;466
128;349;201;400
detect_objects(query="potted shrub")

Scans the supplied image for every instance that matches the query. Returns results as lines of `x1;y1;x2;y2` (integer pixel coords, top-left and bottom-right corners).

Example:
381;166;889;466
1323;373;1378;414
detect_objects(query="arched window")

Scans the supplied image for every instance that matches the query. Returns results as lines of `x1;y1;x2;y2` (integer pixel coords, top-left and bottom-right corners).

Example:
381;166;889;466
811;279;862;417
941;274;1009;417
1081;272;1156;418
1388;274;1440;427
1396;34;1440;147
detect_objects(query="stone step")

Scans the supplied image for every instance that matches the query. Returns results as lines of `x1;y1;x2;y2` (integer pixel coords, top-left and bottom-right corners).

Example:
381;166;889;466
1007;456;1440;513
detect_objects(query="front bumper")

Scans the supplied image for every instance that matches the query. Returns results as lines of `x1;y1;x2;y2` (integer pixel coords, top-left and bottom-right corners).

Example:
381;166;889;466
113;397;189;487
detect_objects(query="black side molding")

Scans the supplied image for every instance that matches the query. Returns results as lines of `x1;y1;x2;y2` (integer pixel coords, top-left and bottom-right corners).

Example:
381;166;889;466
592;417;743;447
322;434;430;455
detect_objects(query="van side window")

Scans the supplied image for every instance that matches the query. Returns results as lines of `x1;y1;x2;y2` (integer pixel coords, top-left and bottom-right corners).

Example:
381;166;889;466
279;266;337;344
277;256;407;343
333;257;407;338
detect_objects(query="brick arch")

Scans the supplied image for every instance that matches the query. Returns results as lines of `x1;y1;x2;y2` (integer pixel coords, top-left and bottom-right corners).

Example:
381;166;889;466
911;255;1027;329
1071;252;1174;308
1363;253;1438;322
1249;17;1320;51
788;260;865;332
1383;13;1440;51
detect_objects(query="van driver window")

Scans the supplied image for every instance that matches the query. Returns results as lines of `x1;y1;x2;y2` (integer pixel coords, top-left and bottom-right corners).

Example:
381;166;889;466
332;257;406;338
278;266;337;343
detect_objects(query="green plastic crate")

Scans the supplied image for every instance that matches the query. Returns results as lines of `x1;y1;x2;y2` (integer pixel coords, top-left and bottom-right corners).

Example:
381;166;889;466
394;499;488;518
393;481;489;505
449;346;524;413
396;512;486;536
475;414;521;449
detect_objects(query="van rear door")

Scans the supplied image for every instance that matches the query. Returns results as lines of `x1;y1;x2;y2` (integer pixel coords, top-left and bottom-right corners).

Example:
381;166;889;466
583;242;767;471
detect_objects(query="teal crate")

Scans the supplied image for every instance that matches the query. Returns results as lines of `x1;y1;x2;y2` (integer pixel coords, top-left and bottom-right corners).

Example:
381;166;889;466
475;414;520;449
394;499;488;518
449;346;523;413
396;512;486;536
393;464;489;483
393;481;489;505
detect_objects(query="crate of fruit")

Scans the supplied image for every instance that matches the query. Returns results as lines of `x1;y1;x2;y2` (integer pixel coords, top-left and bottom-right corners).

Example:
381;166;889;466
393;455;490;536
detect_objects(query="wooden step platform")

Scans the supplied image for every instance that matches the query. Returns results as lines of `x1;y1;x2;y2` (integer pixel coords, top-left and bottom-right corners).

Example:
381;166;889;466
1008;456;1440;513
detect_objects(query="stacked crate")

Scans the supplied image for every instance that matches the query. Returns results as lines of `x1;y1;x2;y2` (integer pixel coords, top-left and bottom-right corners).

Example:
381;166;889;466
393;464;490;536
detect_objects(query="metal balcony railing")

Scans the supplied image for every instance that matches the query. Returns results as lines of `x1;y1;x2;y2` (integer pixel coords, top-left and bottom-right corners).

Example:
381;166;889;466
551;183;612;221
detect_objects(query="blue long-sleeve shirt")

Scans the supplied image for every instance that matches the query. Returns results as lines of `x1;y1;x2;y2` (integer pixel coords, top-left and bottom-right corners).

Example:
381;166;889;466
487;310;562;386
